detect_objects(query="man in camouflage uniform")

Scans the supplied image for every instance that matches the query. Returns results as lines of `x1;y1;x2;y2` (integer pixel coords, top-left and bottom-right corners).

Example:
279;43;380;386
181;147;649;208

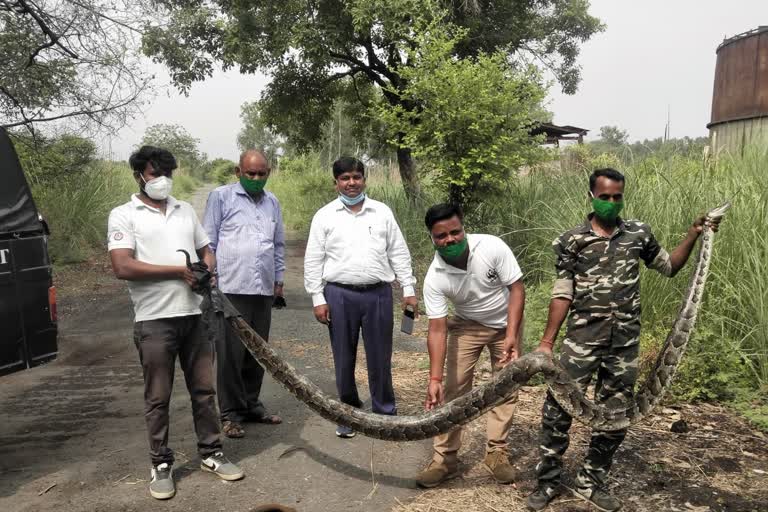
527;168;721;512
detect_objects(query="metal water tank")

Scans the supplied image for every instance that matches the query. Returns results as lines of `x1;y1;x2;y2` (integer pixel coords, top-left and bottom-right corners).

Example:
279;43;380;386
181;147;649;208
709;26;768;154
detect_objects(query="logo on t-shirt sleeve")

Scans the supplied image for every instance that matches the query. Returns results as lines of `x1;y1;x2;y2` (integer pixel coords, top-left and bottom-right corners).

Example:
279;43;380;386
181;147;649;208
113;231;124;241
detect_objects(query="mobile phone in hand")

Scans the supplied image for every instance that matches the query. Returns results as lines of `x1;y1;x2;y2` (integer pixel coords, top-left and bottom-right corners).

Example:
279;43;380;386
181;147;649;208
400;305;415;335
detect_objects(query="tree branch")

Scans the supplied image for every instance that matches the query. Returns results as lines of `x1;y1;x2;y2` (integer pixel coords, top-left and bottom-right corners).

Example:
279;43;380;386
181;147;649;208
64;0;144;35
16;0;80;60
1;90;142;129
328;50;388;88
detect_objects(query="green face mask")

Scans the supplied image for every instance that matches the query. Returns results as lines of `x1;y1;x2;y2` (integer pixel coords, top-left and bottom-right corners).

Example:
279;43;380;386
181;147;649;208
240;175;267;195
436;238;468;260
591;197;624;221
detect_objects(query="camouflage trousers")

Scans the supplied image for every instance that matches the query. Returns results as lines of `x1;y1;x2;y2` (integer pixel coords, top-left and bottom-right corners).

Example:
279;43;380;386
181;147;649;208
536;339;639;491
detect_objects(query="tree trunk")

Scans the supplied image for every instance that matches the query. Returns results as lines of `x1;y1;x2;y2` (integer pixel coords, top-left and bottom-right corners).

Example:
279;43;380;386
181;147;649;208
448;183;464;206
396;146;420;202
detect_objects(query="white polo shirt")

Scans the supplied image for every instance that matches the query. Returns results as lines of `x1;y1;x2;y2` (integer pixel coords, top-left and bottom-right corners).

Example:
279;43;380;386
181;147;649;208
423;234;523;330
107;194;210;322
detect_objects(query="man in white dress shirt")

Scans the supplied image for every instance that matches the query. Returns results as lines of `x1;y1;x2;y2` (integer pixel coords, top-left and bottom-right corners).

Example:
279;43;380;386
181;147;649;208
304;156;417;438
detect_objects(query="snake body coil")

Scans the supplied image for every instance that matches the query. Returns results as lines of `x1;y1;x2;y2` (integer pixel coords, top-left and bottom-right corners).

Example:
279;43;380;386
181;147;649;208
201;203;729;440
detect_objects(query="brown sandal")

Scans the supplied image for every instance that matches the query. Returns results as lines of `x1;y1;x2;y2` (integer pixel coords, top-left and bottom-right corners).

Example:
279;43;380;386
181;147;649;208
222;420;245;438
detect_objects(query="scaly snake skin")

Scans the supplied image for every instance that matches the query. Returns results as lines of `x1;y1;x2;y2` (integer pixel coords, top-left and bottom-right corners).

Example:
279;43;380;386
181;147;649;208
202;203;729;440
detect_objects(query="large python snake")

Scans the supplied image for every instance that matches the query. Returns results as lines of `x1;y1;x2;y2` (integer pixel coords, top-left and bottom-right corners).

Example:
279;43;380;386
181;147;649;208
195;203;729;441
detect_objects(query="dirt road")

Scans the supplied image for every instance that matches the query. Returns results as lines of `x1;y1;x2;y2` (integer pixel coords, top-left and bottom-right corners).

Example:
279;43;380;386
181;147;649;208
0;186;431;511
2;186;767;512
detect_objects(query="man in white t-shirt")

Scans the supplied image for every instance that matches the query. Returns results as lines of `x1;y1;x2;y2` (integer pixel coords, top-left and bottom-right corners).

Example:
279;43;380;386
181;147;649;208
107;146;243;500
416;203;525;489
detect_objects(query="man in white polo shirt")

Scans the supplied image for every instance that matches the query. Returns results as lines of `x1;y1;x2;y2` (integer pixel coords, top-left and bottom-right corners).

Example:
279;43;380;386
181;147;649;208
416;203;525;488
107;145;243;500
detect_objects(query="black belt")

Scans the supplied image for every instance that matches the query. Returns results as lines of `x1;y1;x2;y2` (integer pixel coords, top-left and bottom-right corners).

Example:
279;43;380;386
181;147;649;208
328;281;387;292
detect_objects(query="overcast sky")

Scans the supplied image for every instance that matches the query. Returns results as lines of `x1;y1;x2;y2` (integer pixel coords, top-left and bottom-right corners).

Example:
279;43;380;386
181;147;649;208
105;0;768;160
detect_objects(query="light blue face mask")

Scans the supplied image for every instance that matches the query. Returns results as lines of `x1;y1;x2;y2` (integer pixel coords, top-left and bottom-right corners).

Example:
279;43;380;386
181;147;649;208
339;192;366;206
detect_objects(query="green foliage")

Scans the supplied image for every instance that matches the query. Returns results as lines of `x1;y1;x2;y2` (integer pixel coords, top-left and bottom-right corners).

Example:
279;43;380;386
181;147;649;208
266;154;338;233
12;132;98;180
378;22;548;208
237;102;283;164
172;174;201;200
140;124;206;177
599;125;629;146
731;389;768;431
495;147;768;396
670;330;749;402
204;158;238;185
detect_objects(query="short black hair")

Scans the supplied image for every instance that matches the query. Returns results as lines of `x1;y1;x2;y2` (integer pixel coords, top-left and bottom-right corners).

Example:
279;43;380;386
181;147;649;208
129;145;177;175
425;203;464;231
332;156;364;178
589;168;625;192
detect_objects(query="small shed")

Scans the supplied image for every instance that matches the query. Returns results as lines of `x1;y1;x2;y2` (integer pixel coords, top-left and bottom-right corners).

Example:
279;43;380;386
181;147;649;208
530;123;589;146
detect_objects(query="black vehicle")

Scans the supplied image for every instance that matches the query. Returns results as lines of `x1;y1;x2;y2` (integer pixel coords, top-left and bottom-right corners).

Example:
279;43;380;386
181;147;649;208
0;128;57;376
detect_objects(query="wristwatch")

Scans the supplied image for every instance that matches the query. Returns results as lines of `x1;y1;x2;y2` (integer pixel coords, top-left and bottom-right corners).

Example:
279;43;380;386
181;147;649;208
275;281;284;287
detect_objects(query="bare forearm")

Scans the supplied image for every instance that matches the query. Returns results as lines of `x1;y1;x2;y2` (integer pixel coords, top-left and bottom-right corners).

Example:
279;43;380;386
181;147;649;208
669;232;699;276
113;258;184;281
505;281;525;350
427;321;448;380
540;297;572;347
199;246;216;273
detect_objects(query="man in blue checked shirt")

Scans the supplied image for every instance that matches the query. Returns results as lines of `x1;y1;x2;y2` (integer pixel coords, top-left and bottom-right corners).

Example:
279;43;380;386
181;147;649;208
203;149;285;439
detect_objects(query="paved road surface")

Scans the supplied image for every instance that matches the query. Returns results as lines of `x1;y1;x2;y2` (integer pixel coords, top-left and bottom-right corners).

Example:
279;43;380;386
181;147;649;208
0;186;431;511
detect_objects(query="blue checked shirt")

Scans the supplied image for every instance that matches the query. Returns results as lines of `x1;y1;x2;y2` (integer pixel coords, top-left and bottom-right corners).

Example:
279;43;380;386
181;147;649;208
203;183;286;296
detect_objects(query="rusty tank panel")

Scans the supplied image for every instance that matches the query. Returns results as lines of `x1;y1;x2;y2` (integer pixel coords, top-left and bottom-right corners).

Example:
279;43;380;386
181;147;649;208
709;27;768;152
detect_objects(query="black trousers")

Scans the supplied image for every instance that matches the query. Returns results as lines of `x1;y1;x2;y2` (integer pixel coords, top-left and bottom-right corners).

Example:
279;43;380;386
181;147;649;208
325;283;396;415
215;293;273;422
133;314;222;466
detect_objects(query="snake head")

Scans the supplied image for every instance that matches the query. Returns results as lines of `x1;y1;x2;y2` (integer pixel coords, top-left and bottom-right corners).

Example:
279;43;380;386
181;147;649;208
176;248;212;293
706;202;731;222
176;249;193;269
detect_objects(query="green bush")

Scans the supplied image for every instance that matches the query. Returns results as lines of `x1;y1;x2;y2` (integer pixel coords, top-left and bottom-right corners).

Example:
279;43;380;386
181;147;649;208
172;172;200;200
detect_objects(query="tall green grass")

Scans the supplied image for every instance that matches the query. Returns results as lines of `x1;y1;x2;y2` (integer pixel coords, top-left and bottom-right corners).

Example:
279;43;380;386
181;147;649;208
271;149;768;409
495;148;768;398
29;163;137;263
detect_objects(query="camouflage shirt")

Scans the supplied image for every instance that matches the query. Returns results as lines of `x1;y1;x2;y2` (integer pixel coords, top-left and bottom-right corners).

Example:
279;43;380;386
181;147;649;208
551;214;672;347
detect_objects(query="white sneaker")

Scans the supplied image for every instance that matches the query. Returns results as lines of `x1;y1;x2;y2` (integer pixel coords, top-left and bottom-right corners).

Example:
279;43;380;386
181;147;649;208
149;463;175;499
200;452;244;481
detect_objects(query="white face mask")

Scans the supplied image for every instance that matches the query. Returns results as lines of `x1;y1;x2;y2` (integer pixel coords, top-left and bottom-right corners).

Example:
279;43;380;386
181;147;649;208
142;175;173;200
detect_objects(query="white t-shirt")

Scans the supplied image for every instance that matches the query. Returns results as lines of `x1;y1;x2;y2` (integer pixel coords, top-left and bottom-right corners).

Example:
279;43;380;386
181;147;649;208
107;194;210;322
423;234;523;330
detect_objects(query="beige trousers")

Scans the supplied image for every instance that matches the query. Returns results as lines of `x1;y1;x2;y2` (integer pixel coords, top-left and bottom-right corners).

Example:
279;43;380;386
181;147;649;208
432;317;517;466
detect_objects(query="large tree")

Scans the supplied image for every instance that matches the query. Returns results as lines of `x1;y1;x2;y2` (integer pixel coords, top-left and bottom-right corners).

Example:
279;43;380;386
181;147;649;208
141;123;205;171
237;101;283;164
0;0;153;133
143;0;602;198
378;23;549;207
